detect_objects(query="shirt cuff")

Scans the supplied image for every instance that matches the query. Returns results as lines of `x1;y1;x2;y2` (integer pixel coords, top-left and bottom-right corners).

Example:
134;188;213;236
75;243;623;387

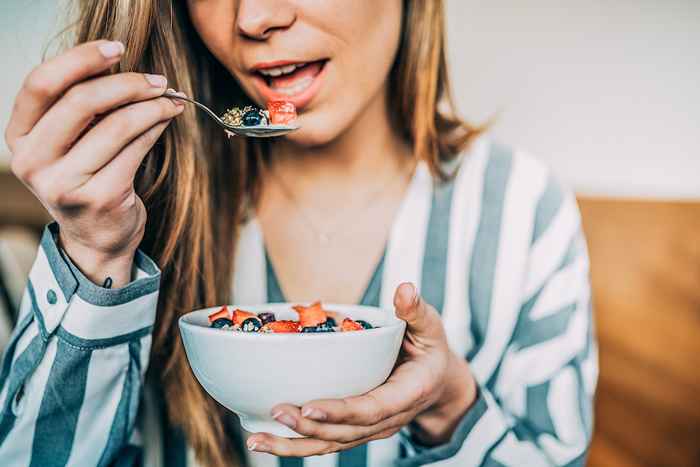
398;385;510;466
27;223;161;347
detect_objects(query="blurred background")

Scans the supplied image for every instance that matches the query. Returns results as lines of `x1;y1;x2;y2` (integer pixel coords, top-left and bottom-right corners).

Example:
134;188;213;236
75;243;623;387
1;1;699;466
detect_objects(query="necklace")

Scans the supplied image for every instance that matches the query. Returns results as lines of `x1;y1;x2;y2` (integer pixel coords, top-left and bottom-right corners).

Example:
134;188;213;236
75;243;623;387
267;161;415;246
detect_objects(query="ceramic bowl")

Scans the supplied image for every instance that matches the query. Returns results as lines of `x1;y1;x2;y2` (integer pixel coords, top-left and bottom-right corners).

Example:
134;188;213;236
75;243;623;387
178;303;406;437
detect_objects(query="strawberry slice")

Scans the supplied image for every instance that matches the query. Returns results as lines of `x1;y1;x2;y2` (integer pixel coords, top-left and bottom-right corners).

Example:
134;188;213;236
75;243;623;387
341;318;364;332
232;309;259;326
263;320;301;333
267;101;297;125
208;305;231;323
293;301;328;328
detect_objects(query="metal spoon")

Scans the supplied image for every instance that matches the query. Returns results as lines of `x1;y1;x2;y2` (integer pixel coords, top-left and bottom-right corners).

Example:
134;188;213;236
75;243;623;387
163;90;300;138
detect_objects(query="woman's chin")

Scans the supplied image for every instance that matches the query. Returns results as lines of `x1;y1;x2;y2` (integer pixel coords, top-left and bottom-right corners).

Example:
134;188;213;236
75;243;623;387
282;116;342;148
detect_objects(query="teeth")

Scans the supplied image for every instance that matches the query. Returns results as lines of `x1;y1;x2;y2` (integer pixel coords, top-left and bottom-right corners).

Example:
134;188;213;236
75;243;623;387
258;63;302;77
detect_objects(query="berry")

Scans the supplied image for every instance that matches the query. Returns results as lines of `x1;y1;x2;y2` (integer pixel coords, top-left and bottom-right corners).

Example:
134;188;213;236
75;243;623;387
325;317;337;327
241;317;262;332
263;320;301;333
232;309;257;326
242;109;262;126
301;324;335;333
355;320;373;330
341;318;364;332
293;302;328;328
208;305;231;323
266;101;297;125
211;318;233;329
258;312;276;325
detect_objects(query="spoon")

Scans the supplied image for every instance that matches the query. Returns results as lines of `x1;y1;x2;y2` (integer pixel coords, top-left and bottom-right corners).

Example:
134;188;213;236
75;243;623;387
163;90;300;138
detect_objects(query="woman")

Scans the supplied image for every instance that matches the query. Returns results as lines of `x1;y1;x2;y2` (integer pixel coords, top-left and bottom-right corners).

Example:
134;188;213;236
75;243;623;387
0;0;597;466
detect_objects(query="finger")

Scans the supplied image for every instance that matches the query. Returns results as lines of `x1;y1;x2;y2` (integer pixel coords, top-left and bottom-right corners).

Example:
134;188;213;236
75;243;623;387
393;282;444;338
299;370;425;426
247;427;400;456
25;119;170;214
246;432;339;457
270;404;414;443
72;119;172;202
25;71;170;166
5;40;125;144
59;96;183;176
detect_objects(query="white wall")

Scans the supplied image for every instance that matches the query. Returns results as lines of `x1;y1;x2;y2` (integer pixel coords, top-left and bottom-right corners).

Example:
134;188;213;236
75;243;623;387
0;0;63;163
445;0;700;199
1;1;698;199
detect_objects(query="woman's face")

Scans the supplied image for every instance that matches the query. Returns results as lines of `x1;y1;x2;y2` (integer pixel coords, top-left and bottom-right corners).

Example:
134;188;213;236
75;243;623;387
187;0;403;146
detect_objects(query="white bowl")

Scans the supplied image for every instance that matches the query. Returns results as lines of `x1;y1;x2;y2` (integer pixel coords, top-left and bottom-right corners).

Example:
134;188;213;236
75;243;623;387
178;303;406;437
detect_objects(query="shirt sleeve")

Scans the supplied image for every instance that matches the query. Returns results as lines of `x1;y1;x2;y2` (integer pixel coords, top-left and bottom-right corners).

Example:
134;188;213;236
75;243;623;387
398;181;598;467
0;223;160;467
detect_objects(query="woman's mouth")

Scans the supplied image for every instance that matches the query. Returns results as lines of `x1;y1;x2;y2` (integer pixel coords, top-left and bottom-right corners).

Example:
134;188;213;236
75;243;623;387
251;59;328;111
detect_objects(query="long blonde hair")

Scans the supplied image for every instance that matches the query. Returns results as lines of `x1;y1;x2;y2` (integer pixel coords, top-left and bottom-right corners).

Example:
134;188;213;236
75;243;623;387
69;0;480;465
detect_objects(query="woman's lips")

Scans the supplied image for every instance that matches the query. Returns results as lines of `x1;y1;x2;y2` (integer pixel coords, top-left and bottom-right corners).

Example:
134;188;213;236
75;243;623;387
252;60;327;111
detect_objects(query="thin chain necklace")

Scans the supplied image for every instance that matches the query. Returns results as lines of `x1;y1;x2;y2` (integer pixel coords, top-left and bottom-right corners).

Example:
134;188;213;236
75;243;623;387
267;160;415;246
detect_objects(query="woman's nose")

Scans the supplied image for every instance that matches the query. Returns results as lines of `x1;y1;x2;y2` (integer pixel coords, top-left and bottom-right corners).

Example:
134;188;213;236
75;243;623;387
237;0;296;40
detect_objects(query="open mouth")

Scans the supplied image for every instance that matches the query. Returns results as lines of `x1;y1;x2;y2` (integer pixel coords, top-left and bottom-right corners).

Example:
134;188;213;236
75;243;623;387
251;59;328;109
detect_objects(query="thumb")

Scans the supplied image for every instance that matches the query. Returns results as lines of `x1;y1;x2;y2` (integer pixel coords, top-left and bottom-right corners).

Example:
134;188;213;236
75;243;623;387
393;282;442;338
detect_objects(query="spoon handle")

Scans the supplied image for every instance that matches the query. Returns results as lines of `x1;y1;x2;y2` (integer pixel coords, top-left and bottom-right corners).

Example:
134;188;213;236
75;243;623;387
163;91;224;125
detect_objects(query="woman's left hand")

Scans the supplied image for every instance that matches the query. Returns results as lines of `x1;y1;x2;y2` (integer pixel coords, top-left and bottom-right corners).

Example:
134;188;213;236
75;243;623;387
247;282;478;457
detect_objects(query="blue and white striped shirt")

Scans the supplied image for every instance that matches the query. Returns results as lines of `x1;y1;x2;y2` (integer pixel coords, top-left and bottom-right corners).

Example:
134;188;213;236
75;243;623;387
0;138;597;466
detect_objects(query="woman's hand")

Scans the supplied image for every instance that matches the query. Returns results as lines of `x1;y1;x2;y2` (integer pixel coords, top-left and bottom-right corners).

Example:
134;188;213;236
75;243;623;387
246;282;478;456
4;40;184;287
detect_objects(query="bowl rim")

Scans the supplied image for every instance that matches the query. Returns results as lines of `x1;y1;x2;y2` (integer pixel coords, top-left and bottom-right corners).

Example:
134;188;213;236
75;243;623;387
178;302;406;340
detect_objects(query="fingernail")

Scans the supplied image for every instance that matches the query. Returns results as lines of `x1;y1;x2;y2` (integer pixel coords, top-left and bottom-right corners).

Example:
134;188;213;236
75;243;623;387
404;283;418;305
145;74;167;88
250;441;270;452
302;407;326;421
247;440;257;451
411;285;420;306
168;90;186;107
273;412;297;429
98;41;124;59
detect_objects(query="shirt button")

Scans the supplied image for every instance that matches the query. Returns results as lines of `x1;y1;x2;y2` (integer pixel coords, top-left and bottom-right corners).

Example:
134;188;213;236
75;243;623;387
46;289;58;305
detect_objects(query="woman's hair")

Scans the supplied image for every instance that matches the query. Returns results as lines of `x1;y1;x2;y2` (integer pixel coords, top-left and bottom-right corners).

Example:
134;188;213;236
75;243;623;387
69;0;481;465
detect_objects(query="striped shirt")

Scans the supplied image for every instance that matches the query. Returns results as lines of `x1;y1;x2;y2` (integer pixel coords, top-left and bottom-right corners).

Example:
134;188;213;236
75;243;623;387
0;139;597;466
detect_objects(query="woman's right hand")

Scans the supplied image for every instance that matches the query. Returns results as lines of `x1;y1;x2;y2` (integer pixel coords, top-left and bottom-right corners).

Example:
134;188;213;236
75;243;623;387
4;40;184;287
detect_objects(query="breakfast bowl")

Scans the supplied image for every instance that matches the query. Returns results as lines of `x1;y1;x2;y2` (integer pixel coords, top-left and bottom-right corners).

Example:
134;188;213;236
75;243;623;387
178;303;406;437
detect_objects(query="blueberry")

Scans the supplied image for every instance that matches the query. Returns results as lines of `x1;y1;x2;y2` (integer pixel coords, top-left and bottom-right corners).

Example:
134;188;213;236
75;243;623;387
212;318;233;329
355;320;373;329
241;317;262;332
319;321;336;331
325;317;337;327
243;109;262;126
258;312;276;325
302;325;335;333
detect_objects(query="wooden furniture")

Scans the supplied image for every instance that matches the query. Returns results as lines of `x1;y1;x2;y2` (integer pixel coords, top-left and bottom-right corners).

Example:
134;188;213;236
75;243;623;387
0;171;50;232
1;171;699;466
581;198;700;467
